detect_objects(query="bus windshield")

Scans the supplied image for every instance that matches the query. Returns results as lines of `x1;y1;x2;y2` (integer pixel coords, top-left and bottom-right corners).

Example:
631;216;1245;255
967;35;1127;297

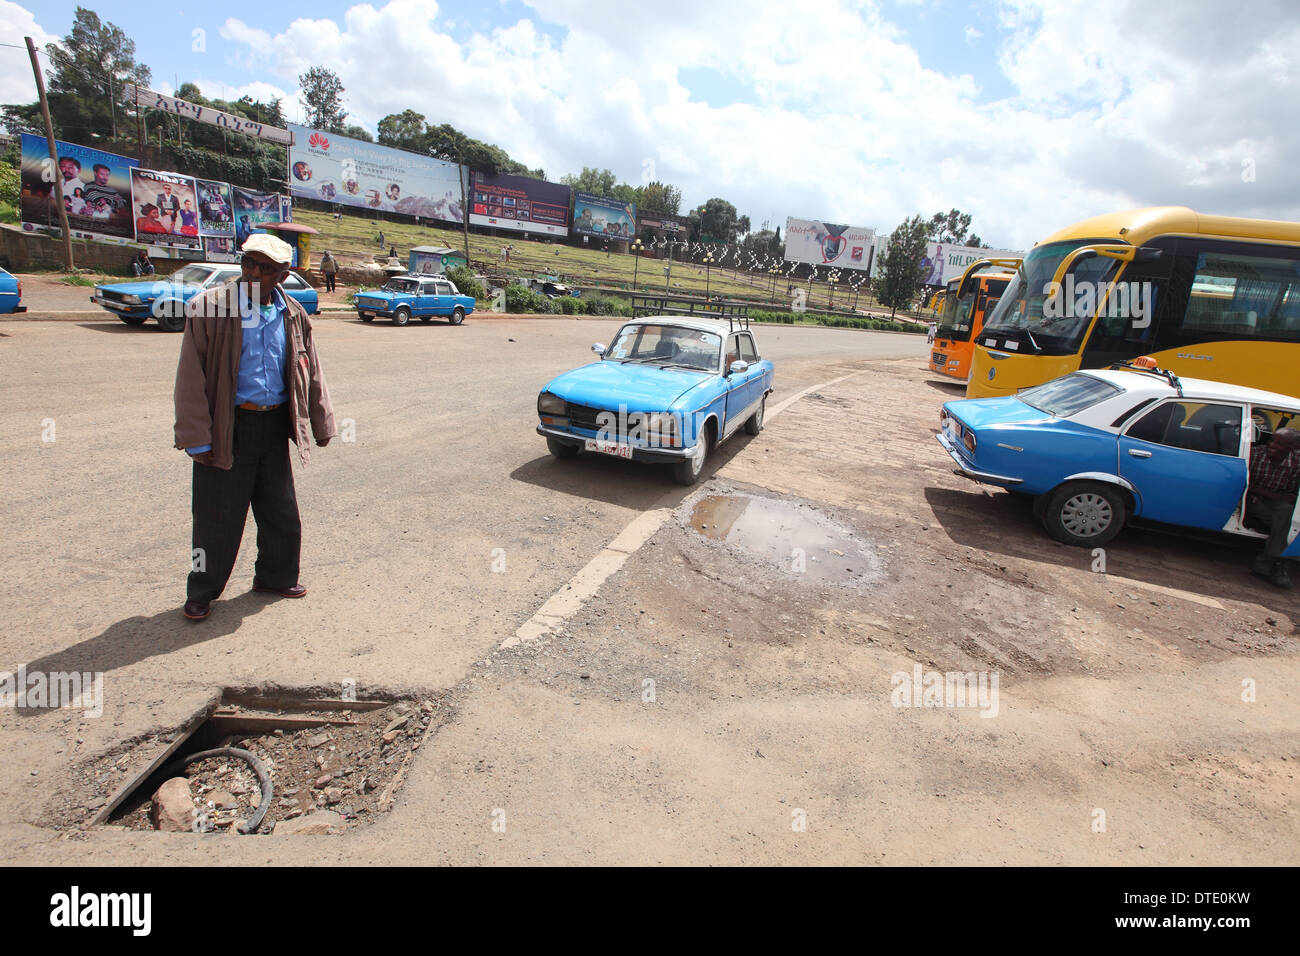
939;287;976;341
981;240;1120;355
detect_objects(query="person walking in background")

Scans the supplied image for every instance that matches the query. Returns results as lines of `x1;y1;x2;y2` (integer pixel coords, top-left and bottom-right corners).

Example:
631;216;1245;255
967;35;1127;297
173;233;337;621
319;251;338;293
376;230;385;248
927;321;937;344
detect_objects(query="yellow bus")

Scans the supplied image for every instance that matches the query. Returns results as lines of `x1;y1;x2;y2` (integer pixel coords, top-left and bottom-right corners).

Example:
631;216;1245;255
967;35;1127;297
929;258;1019;382
966;207;1300;399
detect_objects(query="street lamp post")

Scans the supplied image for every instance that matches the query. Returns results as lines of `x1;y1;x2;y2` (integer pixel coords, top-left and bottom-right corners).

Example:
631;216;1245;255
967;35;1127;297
631;237;644;291
664;264;671;294
703;250;715;300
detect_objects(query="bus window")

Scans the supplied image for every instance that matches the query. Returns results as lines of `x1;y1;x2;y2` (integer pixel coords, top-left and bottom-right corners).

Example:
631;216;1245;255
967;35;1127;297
1180;250;1300;340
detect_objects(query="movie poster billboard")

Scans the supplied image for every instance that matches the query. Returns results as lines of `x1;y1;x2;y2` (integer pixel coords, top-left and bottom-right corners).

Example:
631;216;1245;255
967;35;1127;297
232;187;283;246
288;123;466;224
19;133;139;242
204;236;239;262
130;168;201;250
784;217;876;271
195;179;234;237
573;192;636;240
470;172;571;236
919;241;1024;285
637;212;688;236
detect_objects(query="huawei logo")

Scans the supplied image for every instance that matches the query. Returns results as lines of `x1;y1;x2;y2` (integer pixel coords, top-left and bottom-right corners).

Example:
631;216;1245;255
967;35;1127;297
309;132;330;150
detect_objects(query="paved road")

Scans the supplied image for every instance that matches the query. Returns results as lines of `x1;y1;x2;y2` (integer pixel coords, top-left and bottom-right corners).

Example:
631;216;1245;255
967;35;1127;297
0;315;924;852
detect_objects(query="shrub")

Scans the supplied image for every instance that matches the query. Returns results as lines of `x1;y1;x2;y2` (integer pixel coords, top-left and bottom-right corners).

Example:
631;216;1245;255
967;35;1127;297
504;284;557;314
446;265;485;301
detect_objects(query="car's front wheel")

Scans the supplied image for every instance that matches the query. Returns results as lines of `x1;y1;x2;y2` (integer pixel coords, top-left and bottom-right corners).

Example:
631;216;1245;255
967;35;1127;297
155;301;185;332
1042;481;1127;547
392;306;410;326
673;425;712;486
449;306;465;326
547;437;580;460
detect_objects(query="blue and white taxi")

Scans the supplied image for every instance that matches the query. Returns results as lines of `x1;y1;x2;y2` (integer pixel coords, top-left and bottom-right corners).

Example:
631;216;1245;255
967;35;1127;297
537;316;775;485
937;363;1300;552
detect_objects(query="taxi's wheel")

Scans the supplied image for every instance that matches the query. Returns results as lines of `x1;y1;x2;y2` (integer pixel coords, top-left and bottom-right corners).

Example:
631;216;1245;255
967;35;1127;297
673;424;713;486
156;301;185;332
449;307;465;325
547;437;579;460
1042;481;1126;547
392;307;410;327
745;396;766;435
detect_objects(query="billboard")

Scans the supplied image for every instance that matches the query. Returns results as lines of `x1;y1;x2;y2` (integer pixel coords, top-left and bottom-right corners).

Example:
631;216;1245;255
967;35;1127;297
638;212;689;235
19;133;139;242
195;179;234;237
784;217;876;271
204;236;239;262
130;168;201;250
921;242;1024;285
573;192;636;240
233;187;284;245
288;123;466;224
470;172;570;236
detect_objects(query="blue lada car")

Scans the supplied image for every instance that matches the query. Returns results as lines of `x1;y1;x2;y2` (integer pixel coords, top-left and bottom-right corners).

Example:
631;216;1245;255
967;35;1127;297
937;363;1300;555
92;263;320;331
537;316;775;485
354;274;475;326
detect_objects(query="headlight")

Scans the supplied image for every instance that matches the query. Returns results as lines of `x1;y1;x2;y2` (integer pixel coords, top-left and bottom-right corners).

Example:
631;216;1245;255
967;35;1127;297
122;294;142;305
538;392;566;415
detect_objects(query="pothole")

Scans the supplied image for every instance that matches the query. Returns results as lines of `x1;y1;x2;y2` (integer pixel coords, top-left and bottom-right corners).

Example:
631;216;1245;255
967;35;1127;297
50;689;447;835
687;492;882;586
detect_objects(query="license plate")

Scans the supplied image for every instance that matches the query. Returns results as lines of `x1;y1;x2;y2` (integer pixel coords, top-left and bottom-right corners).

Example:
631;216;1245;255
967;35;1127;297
585;439;633;459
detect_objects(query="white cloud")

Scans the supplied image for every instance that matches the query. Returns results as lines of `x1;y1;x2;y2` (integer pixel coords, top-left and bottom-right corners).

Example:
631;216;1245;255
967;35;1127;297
964;24;982;43
0;1;60;105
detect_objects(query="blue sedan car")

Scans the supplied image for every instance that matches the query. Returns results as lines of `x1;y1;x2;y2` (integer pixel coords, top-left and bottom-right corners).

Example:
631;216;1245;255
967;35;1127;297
937;364;1300;554
92;263;320;331
0;268;25;314
354;274;476;326
537;317;774;485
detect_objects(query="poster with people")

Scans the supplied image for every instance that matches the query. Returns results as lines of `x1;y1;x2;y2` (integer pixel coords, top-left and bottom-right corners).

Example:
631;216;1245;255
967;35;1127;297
19;133;139;242
204;236;239;262
573;193;637;240
129;168;201;249
195;179;234;237
232;187;284;246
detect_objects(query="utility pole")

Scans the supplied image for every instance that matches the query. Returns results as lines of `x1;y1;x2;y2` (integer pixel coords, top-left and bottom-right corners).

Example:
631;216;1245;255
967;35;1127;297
26;36;74;270
456;145;470;266
134;81;145;161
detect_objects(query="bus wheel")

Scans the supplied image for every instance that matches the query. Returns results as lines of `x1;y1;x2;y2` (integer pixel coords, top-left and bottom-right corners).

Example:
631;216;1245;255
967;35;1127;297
1042;481;1126;547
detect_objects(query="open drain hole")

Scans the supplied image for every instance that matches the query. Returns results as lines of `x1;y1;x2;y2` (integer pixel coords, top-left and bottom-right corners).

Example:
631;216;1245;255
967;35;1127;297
82;690;442;835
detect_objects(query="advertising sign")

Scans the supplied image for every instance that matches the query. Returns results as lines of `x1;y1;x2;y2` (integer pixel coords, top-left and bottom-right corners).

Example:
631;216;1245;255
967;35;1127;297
288;123;466;224
130;168;201;250
920;242;1024;285
134;88;294;145
232;187;283;246
19;133;139;242
195;179;234;237
204;236;239;262
637;212;688;235
573;192;636;240
784;217;876;271
470;172;571;236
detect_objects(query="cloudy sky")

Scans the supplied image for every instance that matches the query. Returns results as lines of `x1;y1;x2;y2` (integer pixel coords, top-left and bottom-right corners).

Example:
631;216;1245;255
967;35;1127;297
3;0;1298;248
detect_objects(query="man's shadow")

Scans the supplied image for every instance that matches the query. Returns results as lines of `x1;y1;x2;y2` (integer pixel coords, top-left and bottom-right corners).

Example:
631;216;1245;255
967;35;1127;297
14;592;271;718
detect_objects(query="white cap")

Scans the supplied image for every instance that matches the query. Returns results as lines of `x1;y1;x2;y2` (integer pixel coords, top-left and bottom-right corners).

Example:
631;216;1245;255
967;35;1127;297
241;232;294;265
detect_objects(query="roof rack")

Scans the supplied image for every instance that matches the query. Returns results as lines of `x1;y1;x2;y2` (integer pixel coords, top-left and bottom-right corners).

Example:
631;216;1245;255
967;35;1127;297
1108;359;1183;396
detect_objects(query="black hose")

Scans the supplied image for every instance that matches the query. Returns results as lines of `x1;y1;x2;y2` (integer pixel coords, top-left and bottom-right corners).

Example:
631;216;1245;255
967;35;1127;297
160;746;273;834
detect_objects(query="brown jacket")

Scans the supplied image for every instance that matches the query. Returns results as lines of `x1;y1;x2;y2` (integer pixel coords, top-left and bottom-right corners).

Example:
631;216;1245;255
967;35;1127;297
174;279;336;470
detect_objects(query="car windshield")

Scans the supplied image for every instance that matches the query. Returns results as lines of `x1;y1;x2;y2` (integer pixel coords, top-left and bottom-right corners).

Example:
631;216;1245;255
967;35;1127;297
168;265;216;286
1017;373;1124;418
981;240;1121;355
606;324;722;371
383;278;419;293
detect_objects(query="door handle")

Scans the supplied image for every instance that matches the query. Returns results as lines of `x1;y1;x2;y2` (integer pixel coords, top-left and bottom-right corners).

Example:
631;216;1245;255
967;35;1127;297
1128;448;1152;458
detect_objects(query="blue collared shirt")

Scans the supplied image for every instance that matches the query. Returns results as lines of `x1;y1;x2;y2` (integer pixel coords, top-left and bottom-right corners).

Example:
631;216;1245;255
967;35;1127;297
186;286;289;455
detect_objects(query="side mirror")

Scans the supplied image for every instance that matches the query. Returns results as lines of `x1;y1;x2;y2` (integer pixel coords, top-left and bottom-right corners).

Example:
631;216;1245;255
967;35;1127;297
592;343;606;357
728;360;749;375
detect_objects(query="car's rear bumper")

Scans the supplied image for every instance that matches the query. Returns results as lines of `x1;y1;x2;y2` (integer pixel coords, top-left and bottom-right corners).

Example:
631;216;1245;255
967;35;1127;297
537;424;696;462
936;432;1023;485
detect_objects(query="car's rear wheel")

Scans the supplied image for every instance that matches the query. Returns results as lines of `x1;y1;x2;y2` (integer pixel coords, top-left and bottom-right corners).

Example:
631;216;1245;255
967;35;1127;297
745;396;766;435
393;307;410;327
449;306;465;326
547;437;580;460
156;301;185;332
119;315;147;327
1042;481;1127;547
674;423;713;486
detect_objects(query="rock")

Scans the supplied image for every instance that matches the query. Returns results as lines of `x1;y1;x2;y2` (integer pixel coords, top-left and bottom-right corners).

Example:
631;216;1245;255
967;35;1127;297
383;715;409;734
151;777;195;832
85;796;107;810
382;730;401;744
324;787;343;805
307;732;331;748
275;812;346;835
314;774;333;789
209;790;239;809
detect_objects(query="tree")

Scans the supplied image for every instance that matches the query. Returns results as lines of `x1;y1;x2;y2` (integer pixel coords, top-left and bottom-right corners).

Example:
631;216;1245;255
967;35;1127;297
341;124;373;142
560;167;617;196
377;110;427;151
639;181;681;216
298;66;347;132
697;198;747;243
875;215;930;317
927;208;986;247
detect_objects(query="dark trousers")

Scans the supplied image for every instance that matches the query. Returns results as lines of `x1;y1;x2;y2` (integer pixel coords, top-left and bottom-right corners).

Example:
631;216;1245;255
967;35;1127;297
187;406;300;602
323;273;336;292
1246;494;1297;561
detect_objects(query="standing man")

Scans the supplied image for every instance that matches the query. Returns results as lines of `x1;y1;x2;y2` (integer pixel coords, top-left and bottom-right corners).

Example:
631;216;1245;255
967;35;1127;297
319;251;338;292
174;233;337;621
1247;427;1300;589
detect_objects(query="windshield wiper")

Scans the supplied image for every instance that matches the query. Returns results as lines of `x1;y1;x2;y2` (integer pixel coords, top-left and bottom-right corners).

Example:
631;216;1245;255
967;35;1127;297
656;363;706;371
1022;329;1042;353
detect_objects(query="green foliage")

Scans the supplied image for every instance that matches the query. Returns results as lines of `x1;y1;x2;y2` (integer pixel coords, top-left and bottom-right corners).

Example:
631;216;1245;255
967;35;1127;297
748;309;924;333
504;284;557;314
0;161;19;206
377;110;427;151
40;7;151;140
561;167;617;195
927;208;986;248
639;181;682;216
876;214;930;316
299;66;348;132
446;265;485;300
698;198;741;242
584;295;631;316
341;124;374;142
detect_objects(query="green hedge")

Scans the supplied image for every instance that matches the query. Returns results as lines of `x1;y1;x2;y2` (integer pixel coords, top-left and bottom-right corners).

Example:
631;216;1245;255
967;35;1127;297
748;308;924;333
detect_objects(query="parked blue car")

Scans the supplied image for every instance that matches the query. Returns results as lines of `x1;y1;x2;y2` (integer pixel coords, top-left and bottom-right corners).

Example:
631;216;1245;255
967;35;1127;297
537;317;775;485
0;267;24;314
354;274;475;326
92;263;320;331
937;364;1300;554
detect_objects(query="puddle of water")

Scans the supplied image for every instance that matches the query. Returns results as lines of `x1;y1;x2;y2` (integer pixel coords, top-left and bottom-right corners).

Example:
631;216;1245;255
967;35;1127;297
689;494;881;585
